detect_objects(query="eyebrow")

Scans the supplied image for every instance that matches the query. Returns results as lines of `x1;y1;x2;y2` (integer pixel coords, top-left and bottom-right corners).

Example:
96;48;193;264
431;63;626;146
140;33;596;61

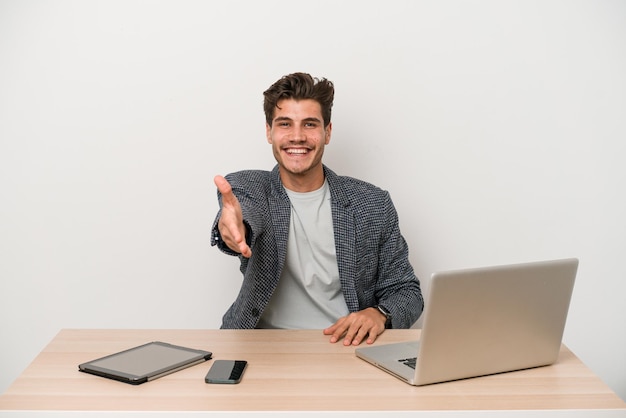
273;116;322;124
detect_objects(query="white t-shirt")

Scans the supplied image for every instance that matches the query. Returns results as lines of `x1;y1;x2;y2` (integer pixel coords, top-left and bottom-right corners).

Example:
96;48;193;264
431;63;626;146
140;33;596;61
257;181;349;329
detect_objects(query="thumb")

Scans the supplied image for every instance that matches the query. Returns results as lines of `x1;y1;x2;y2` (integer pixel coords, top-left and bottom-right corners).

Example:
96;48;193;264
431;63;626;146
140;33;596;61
214;175;240;207
214;175;232;195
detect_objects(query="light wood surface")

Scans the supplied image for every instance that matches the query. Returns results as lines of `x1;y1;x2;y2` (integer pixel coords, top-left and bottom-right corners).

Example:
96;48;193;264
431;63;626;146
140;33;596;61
0;329;624;412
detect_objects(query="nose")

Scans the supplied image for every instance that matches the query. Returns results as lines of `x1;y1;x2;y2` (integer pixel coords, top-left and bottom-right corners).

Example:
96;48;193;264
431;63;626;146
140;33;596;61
290;125;306;142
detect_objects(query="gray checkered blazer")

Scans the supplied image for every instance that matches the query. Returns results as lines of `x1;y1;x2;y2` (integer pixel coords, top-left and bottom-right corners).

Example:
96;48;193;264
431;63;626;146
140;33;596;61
211;165;423;329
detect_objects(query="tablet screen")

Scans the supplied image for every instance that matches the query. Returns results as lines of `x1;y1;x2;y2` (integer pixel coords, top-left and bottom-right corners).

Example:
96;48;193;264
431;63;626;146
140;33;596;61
79;341;212;384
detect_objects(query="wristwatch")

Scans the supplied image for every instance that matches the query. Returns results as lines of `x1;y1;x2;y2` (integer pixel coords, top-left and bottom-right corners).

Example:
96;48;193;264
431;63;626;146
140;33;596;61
374;305;392;328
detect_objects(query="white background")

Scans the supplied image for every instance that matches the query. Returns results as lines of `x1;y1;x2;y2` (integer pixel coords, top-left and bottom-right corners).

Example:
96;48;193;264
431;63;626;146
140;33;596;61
1;0;624;401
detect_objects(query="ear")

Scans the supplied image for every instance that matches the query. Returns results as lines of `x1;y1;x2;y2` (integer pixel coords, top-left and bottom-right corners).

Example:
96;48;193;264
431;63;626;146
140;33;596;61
324;122;332;145
266;123;272;143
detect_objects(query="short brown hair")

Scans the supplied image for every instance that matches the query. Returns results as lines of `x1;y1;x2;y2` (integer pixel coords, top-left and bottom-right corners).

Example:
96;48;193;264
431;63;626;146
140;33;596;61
263;72;334;127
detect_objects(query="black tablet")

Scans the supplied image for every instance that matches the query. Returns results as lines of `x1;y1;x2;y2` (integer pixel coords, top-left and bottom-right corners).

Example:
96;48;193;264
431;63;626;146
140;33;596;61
78;341;212;385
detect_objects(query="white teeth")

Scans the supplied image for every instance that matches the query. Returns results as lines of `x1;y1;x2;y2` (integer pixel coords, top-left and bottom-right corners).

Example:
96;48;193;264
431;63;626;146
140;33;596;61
287;149;307;154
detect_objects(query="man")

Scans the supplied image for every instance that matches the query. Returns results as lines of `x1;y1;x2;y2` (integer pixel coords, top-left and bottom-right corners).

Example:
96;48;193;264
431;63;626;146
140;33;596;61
211;72;423;346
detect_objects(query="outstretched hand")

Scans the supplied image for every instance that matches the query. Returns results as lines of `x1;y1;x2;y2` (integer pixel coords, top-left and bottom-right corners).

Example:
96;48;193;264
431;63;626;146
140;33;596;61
214;175;252;258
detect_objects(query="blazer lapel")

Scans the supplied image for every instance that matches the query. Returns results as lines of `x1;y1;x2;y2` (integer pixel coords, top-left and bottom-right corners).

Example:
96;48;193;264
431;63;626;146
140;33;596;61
269;167;291;273
326;168;360;313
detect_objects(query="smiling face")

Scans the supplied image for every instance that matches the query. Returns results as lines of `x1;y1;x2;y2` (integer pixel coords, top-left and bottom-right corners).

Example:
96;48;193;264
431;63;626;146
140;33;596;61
266;98;332;192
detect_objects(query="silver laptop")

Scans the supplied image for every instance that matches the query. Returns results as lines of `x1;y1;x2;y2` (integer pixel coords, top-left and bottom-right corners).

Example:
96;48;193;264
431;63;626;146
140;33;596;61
356;258;578;385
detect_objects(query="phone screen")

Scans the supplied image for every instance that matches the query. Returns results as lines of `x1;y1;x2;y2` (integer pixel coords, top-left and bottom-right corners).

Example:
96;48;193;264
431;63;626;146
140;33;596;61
205;360;247;384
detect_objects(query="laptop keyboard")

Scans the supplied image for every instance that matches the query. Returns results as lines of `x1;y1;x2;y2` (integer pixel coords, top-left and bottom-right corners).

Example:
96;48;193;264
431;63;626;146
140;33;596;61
398;357;417;369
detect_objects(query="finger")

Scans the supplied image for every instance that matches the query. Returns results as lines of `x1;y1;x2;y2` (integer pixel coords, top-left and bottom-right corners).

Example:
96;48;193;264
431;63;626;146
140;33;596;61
324;319;348;344
351;332;366;346
365;332;380;345
223;220;250;257
323;320;341;335
214;175;231;194
343;326;361;346
364;322;385;345
339;319;361;346
240;243;252;258
218;219;251;258
214;175;239;207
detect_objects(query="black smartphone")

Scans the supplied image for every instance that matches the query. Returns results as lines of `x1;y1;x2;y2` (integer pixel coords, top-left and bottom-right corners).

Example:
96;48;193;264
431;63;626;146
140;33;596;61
204;360;248;384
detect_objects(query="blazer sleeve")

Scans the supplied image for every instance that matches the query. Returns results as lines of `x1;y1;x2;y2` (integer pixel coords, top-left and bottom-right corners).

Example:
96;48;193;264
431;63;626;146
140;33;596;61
373;192;424;328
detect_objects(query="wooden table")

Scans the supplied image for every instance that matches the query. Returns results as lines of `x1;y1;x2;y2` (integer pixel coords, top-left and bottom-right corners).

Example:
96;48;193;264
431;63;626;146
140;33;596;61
0;329;624;416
